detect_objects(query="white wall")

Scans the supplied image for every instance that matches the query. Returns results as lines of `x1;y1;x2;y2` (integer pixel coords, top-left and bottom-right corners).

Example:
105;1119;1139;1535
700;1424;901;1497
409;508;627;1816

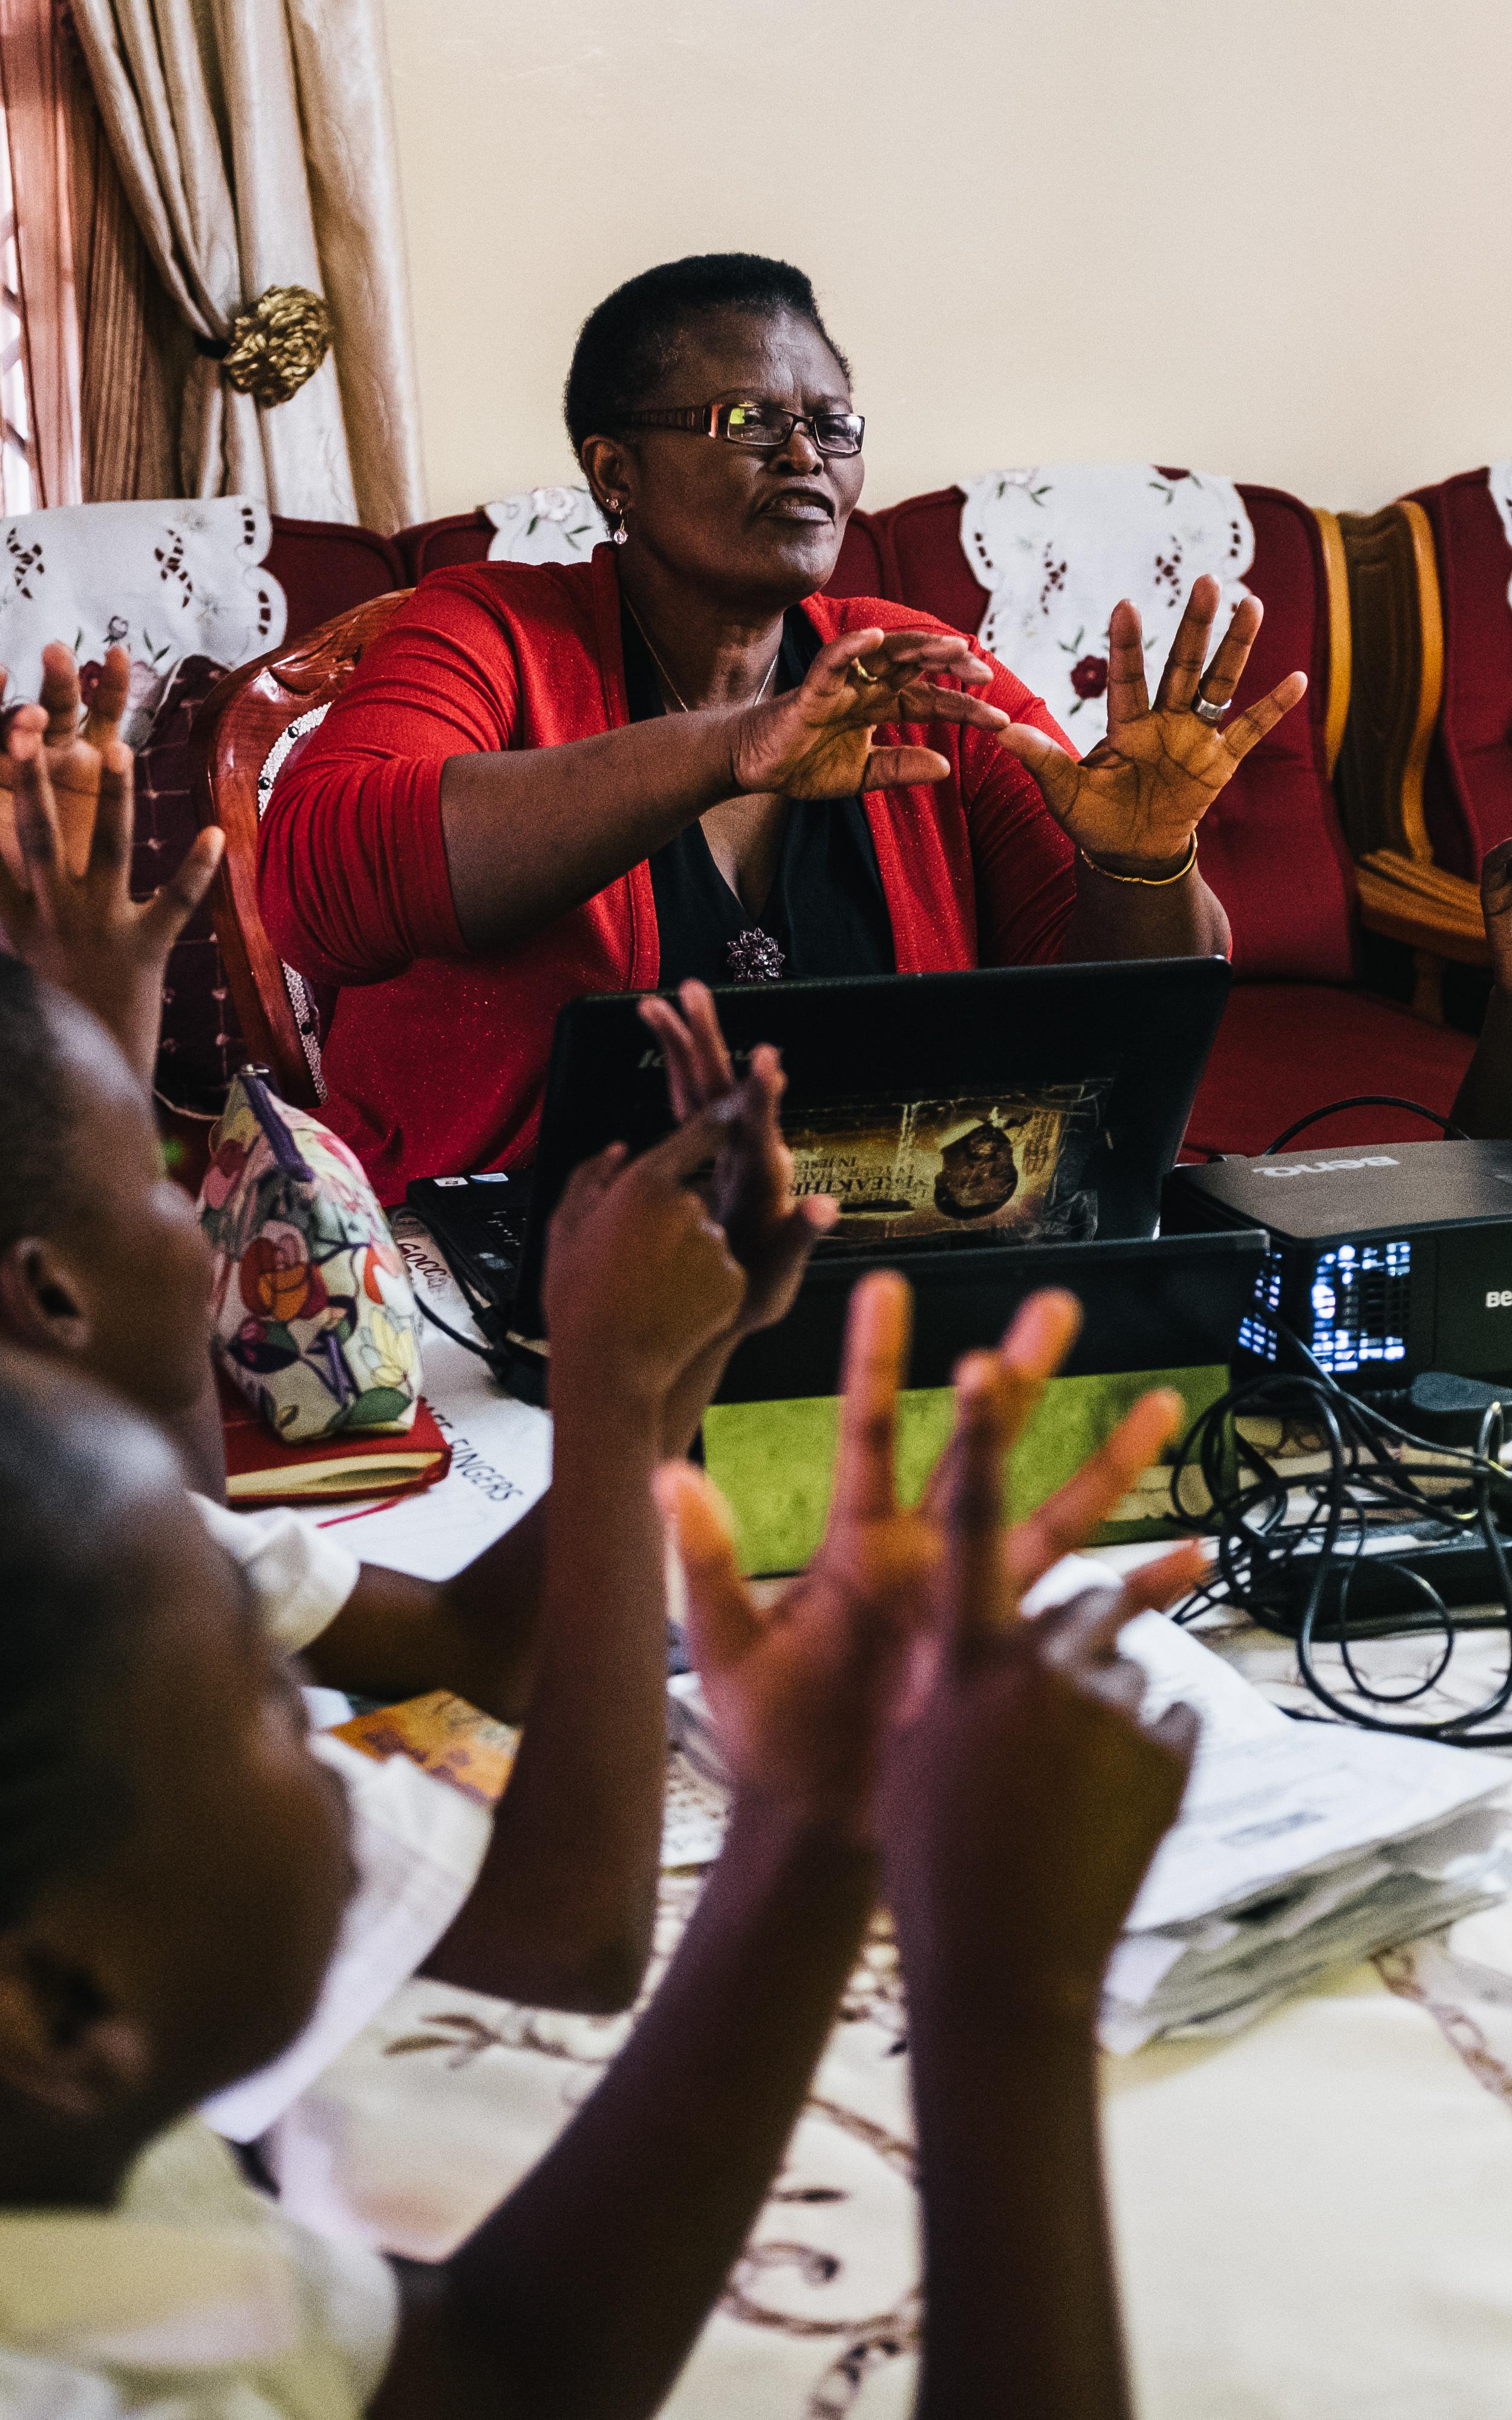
382;0;1512;524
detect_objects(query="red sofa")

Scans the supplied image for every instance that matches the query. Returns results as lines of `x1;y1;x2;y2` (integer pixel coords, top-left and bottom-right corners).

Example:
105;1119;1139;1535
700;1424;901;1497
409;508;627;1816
394;489;1472;1154
265;515;406;640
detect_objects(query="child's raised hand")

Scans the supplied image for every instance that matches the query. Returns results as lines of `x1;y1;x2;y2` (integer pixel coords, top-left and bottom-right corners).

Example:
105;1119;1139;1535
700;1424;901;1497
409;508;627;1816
638;978;837;1335
1482;839;1512;996
657;1272;927;1840
657;1274;1115;1843
879;1358;1205;2033
0;708;223;1091
0;642;131;878
542;1110;748;1409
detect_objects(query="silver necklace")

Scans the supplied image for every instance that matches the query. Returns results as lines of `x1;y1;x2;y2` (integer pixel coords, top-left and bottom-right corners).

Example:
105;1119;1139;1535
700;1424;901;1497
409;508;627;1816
624;599;787;984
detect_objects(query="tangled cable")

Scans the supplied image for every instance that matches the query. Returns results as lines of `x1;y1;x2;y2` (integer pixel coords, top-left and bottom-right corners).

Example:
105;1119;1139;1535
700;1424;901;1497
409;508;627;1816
1165;1324;1512;1742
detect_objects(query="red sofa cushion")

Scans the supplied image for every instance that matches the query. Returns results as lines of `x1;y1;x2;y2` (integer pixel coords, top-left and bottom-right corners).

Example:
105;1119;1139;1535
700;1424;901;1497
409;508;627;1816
394;511;494;582
266;519;406;646
873;483;992;633
861;480;1355;986
1409;469;1512;877
821;508;886;597
1183;983;1473;1158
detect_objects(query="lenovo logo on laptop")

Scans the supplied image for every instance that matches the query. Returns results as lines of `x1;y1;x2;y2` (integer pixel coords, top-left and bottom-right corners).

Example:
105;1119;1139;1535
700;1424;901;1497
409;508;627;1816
1257;1156;1400;1180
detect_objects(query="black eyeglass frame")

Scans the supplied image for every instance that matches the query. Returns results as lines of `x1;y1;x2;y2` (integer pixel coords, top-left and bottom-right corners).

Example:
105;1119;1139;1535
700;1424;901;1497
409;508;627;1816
616;401;866;457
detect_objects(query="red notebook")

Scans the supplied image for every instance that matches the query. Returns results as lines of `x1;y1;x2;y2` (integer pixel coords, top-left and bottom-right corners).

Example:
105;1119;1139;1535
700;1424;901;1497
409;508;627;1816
217;1372;452;1507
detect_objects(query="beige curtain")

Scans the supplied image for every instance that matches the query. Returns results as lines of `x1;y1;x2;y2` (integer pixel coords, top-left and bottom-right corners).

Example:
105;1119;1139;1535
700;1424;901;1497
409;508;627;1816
60;8;184;502
67;0;425;528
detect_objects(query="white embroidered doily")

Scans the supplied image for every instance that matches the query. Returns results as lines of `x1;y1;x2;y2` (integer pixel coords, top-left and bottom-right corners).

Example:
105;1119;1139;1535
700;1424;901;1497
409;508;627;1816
484;484;607;565
1486;465;1512;603
0;497;286;744
960;465;1256;746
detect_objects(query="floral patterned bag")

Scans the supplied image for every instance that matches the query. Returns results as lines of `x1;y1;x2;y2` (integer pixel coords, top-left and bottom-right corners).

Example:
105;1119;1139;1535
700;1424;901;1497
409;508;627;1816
198;1068;423;1441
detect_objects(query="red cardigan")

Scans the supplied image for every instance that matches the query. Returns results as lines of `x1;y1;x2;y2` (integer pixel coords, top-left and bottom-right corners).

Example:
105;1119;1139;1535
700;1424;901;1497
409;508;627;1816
258;546;1077;1200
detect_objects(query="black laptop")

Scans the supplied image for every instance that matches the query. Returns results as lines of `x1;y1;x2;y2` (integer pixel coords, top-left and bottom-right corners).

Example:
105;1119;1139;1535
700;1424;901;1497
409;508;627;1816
406;956;1236;1369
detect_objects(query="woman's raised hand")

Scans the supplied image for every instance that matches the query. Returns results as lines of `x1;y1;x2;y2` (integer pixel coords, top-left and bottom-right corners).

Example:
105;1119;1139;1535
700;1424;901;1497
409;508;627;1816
995;577;1308;872
0;642;131;881
729;625;1012;800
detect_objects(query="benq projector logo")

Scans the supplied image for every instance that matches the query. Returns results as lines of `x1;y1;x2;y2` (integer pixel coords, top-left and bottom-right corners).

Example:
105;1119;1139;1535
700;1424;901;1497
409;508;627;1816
1257;1156;1400;1179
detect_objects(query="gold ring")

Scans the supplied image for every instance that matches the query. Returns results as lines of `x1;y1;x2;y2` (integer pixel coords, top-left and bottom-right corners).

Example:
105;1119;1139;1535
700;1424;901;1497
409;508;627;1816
850;658;880;687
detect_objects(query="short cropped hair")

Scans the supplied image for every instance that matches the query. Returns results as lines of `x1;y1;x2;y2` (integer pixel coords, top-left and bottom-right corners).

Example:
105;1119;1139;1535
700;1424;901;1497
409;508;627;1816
0;1362;134;1925
0;957;79;1256
564;252;851;457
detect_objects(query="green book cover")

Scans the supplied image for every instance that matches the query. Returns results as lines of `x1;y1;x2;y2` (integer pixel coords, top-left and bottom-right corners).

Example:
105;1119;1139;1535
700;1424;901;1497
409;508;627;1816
702;1364;1227;1577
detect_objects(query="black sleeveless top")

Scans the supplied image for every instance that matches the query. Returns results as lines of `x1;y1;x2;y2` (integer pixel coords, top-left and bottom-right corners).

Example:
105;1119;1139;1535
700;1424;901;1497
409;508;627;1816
624;603;896;989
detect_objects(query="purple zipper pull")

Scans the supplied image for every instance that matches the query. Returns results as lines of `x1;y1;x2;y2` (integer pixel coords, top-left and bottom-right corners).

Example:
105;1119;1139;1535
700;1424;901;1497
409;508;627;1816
238;1065;314;1182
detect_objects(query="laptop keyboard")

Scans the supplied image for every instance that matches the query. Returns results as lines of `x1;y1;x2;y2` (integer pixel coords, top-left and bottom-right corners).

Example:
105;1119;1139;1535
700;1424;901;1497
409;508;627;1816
406;1173;532;1320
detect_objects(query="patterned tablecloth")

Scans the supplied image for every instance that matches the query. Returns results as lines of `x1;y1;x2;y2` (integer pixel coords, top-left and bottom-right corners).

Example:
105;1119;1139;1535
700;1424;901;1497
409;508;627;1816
270;1698;1512;2419
307;1258;1512;2412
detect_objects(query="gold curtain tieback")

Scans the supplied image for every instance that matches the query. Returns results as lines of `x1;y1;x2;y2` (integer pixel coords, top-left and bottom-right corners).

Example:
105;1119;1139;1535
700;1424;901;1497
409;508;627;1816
1077;832;1199;887
195;284;334;407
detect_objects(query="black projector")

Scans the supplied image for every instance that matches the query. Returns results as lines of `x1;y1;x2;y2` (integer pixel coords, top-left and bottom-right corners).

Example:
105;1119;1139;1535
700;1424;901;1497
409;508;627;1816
1162;1138;1512;1390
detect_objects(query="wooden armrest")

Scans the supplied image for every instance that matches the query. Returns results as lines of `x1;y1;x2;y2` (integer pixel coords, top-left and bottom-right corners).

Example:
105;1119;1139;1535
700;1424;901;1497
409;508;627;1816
1355;849;1489;964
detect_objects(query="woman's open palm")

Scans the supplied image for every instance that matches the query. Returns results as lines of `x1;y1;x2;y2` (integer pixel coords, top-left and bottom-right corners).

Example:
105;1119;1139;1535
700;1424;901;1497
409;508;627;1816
996;575;1308;868
731;624;1012;801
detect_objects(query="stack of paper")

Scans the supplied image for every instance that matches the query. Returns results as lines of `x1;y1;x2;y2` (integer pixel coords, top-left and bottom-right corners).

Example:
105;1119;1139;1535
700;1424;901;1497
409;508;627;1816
667;1560;1512;2053
1104;1594;1511;2050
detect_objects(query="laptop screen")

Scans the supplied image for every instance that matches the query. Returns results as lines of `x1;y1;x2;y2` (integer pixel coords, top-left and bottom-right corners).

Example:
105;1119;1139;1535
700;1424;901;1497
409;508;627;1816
512;956;1233;1331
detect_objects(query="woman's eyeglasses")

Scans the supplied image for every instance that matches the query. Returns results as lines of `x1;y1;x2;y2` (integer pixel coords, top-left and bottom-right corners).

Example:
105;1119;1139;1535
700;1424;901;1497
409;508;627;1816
618;400;865;457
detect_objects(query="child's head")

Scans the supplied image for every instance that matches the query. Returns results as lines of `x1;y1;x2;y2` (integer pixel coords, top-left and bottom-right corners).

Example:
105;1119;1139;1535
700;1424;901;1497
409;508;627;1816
0;1349;353;2179
0;958;212;1417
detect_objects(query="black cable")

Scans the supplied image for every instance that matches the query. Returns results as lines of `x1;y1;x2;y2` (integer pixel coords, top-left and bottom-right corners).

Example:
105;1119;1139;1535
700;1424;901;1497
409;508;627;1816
1167;1319;1512;1743
416;1291;494;1361
1262;1097;1467;1153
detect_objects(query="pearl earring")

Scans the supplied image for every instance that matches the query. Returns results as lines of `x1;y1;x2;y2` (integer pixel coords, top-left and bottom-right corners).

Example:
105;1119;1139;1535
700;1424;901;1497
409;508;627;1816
606;497;628;546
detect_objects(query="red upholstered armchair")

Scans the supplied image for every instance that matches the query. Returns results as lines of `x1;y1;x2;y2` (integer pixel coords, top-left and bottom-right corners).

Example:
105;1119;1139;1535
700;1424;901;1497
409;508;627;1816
1409;470;1512;880
393;484;1475;1154
1335;471;1512;1003
134;514;405;1176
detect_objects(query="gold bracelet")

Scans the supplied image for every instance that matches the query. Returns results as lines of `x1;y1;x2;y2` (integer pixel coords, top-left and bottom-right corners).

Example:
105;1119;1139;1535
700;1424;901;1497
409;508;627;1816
1077;832;1198;888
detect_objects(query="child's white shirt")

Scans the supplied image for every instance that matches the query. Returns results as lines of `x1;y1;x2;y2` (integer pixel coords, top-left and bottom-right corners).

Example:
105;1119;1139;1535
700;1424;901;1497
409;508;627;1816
0;2115;396;2418
187;1496;493;2145
192;1494;362;1655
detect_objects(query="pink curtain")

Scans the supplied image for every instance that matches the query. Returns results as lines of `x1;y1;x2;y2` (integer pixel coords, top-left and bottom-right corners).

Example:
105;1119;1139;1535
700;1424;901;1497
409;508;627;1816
0;0;79;506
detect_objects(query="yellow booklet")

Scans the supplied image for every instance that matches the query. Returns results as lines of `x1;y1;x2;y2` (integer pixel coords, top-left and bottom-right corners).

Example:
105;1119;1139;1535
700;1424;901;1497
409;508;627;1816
333;1690;518;1808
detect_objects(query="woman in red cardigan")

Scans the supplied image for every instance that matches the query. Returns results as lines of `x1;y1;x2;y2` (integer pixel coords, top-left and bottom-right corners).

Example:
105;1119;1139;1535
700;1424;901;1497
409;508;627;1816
259;253;1306;1201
